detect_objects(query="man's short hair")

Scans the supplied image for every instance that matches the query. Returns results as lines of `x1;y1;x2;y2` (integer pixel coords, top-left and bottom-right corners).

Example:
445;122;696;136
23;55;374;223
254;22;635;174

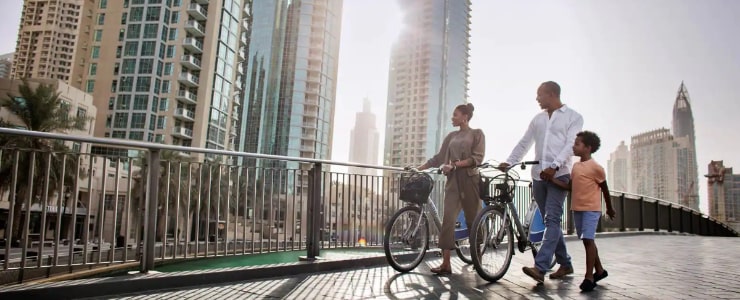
577;131;601;153
541;81;561;97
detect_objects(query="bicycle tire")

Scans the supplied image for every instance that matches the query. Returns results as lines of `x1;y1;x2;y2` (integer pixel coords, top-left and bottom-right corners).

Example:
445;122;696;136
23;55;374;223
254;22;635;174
383;206;429;273
455;239;473;264
470;205;513;282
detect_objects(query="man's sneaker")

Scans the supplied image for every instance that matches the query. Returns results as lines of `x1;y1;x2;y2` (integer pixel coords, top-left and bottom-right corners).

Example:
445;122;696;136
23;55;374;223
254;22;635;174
522;266;544;283
579;278;597;292
594;269;609;283
549;265;574;279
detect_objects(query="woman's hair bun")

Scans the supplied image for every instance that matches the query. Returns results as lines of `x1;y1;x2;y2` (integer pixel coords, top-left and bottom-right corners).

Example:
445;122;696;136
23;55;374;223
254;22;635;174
466;103;475;112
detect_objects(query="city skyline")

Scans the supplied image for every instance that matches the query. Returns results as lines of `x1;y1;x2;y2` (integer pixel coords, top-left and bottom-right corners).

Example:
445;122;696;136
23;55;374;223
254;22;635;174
348;98;379;176
1;1;739;214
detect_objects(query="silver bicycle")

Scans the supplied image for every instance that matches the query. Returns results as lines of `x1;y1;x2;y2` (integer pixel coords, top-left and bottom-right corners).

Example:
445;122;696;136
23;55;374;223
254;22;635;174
383;167;475;273
470;161;556;282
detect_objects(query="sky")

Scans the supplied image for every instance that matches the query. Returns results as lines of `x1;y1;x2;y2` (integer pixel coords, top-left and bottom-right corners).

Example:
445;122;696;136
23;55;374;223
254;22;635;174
1;0;738;214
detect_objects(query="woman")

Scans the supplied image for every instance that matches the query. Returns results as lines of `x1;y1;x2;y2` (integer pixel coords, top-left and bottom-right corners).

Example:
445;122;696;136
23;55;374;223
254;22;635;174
416;103;485;275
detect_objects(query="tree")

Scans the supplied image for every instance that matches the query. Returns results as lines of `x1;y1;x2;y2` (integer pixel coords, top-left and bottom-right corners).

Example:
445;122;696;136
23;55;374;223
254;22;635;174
0;80;90;244
130;150;195;242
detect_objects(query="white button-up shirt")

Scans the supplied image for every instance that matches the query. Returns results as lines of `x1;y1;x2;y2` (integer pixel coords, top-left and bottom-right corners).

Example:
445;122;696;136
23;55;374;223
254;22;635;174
506;105;584;181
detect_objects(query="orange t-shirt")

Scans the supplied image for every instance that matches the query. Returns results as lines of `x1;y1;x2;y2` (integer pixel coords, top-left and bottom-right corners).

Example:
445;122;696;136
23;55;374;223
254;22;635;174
571;159;606;211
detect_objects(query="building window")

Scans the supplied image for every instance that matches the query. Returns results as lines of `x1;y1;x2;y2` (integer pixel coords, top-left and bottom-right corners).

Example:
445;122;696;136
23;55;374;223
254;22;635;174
133;95;148;110
114;113;129;128
166;45;175;58
157;116;166;129
113;62;120;75
170;11;179;24
91;46;100;59
139;59;154;74
89;63;97;76
155;134;164;143
143;24;158;39
127;24;141;39
122;59;136;74
146;7;161;21
149;114;156;131
168;28;177;41
108;97;114;110
97;13;106;25
116;95;131;109
163;63;172;76
136;76;151;92
141;41;156;56
119;76;134;92
99;0;108;9
111;80;118;92
112;131;126;138
121;13;127;25
77;108;87;119
85;80;95;93
116;46;122;58
130;7;144;22
131;113;146;129
151;97;158;113
93;30;103;42
129;131;144;140
124;41;138;56
161;26;168;42
161;80;170;93
159;98;168;111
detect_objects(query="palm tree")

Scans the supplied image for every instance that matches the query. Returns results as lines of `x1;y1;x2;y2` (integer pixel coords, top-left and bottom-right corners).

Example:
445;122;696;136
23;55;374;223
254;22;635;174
0;80;90;245
130;150;195;242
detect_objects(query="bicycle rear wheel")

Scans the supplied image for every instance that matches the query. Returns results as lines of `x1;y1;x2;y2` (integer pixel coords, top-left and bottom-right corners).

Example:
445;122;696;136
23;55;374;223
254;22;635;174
383;206;429;273
455;239;473;264
470;205;513;282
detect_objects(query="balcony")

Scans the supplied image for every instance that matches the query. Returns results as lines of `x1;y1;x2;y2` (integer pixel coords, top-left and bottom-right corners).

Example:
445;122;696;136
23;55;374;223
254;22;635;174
185;20;205;37
183;38;203;53
177;90;197;105
240;33;248;46
187;3;207;21
173;126;193;139
181;55;201;70
174;108;195;122
178;72;200;87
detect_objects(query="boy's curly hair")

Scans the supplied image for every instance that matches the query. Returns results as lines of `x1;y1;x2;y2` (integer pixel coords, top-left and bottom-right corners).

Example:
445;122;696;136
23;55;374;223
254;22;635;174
577;131;601;153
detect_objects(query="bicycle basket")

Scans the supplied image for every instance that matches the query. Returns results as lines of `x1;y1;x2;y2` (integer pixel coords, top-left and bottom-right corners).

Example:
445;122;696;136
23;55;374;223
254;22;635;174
479;170;519;202
400;173;434;205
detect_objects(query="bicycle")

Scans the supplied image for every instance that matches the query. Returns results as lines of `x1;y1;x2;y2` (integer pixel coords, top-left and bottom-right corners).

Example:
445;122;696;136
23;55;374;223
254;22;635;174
383;167;477;272
469;160;556;282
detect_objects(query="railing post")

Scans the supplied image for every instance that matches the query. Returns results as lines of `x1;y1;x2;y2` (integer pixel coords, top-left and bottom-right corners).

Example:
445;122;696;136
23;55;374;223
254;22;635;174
638;196;644;231
679;207;684;233
667;204;673;232
654;200;660;232
566;193;574;235
305;163;322;260
619;194;626;232
141;150;160;273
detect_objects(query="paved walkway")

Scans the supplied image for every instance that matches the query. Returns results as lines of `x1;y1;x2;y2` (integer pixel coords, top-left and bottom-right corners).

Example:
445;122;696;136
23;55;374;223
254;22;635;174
92;234;740;299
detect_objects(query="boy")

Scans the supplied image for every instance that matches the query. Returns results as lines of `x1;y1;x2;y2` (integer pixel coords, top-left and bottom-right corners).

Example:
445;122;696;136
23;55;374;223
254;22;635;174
549;131;616;292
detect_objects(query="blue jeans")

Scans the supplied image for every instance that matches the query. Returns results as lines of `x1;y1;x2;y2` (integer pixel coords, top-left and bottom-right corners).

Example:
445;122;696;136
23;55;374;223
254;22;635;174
533;175;572;272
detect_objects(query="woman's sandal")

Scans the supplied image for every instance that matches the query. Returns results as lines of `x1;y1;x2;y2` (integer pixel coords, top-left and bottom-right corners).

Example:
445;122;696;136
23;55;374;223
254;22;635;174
430;266;452;275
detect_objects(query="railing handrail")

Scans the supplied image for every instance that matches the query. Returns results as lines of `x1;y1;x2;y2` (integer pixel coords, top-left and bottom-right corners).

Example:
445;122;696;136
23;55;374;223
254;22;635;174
0;127;404;171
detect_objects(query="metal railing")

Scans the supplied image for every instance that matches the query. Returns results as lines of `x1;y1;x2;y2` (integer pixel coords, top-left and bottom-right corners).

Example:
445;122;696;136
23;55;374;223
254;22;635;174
0;127;736;285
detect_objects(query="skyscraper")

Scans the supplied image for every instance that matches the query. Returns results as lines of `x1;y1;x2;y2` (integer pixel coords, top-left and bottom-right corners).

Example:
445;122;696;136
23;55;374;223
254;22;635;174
607;140;630;192
706;161;740;232
630;128;681;202
349;98;379;176
13;0;253;156
383;0;471;168
238;0;343;168
11;0;95;85
0;53;13;79
672;81;700;210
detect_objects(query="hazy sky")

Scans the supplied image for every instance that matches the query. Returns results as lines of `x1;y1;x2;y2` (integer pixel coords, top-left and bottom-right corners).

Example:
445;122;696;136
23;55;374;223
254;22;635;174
1;1;738;214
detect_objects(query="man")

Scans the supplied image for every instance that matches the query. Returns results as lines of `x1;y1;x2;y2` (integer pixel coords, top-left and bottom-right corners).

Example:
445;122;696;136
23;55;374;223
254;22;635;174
499;81;583;283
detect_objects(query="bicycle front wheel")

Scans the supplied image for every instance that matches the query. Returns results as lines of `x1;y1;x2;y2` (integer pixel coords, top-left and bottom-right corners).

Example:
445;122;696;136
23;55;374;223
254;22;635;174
470;205;513;282
383;206;429;273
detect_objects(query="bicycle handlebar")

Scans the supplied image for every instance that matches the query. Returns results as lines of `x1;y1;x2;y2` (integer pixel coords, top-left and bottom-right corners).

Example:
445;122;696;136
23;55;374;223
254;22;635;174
404;166;443;174
477;160;539;171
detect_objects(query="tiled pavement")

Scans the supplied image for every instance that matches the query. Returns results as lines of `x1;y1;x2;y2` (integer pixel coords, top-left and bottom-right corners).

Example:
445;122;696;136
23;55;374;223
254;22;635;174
92;234;740;299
